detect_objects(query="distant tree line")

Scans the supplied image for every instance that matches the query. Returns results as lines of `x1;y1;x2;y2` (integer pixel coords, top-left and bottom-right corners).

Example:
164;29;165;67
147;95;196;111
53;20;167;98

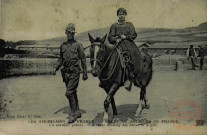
0;39;32;57
0;39;36;48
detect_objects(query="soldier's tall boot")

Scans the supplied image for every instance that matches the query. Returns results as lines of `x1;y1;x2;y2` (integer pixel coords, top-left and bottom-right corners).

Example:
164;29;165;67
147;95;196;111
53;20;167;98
74;93;81;118
67;94;77;123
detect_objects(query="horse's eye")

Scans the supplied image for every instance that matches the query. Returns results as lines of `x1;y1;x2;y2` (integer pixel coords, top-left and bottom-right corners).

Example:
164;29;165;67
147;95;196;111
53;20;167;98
90;46;94;51
100;46;105;51
99;48;103;51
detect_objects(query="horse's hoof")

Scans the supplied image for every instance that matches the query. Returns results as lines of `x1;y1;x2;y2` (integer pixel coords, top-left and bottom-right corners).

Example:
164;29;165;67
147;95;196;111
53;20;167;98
108;119;113;123
113;112;118;116
135;109;142;117
142;104;145;108
145;104;150;109
134;112;142;117
102;120;108;125
112;114;118;120
134;113;139;117
103;113;108;120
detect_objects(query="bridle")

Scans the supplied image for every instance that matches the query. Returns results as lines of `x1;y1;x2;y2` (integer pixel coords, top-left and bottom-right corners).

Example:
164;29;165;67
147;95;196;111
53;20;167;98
89;42;106;70
87;42;112;72
90;58;103;67
89;42;119;81
88;40;132;81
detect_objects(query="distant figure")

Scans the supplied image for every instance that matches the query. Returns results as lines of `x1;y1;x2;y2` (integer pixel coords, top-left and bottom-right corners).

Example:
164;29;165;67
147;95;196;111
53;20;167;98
54;23;88;123
186;45;198;70
198;45;207;70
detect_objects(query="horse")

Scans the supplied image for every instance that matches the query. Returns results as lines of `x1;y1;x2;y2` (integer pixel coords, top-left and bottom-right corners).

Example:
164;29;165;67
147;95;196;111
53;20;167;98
198;45;207;70
88;33;153;123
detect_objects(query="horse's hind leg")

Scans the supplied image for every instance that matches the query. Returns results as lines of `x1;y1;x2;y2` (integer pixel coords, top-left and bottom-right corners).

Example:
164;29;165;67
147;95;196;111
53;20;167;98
135;86;146;116
144;90;150;109
103;83;118;123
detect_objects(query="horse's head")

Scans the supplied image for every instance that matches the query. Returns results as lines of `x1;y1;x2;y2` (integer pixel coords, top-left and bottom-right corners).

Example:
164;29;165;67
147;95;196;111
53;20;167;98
88;33;107;77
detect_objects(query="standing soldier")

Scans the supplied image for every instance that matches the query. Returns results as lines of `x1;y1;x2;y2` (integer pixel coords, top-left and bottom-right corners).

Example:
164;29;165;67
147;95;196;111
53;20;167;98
54;23;88;123
186;45;198;70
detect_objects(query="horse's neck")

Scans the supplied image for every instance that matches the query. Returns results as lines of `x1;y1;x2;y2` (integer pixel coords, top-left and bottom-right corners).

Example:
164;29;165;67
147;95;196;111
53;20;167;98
104;46;114;60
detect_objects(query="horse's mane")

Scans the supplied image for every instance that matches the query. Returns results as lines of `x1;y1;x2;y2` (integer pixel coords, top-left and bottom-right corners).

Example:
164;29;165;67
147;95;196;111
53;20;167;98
93;37;114;56
103;43;114;58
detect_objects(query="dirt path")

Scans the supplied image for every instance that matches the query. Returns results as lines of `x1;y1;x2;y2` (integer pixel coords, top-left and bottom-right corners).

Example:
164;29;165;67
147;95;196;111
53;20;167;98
0;70;206;133
0;70;206;122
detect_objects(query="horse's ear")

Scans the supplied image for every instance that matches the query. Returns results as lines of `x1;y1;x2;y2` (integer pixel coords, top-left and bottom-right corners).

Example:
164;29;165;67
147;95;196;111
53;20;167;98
100;34;107;44
88;33;95;43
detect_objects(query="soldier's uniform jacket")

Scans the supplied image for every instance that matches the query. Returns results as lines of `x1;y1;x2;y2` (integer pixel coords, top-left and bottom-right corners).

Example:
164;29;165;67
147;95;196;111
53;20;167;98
56;39;87;74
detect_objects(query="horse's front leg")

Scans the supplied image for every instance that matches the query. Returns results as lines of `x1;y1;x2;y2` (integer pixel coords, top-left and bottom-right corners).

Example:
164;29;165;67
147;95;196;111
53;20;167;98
103;90;117;118
135;86;146;116
103;83;118;123
144;89;150;109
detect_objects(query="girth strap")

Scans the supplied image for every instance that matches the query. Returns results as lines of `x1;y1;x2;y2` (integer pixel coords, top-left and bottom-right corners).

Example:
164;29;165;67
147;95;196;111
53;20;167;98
115;47;126;69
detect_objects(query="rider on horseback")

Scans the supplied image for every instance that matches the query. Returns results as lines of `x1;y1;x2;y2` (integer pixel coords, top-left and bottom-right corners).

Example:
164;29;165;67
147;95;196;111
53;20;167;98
108;8;141;91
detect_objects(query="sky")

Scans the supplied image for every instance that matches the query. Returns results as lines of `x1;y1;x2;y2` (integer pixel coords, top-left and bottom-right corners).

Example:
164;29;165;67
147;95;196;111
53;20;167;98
0;0;207;41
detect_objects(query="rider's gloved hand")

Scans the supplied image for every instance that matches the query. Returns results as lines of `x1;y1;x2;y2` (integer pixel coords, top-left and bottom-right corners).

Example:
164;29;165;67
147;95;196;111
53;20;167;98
120;34;126;39
116;39;121;43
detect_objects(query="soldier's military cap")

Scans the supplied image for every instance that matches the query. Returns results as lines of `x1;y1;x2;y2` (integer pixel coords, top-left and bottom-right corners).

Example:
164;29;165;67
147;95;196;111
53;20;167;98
66;23;76;33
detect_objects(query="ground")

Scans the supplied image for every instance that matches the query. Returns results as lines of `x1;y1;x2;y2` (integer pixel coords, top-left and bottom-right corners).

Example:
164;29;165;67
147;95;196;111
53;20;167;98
0;70;207;134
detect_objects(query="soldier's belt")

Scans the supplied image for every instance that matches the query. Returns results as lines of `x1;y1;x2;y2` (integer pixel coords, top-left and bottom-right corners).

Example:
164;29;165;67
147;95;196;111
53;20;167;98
60;67;79;82
61;67;80;73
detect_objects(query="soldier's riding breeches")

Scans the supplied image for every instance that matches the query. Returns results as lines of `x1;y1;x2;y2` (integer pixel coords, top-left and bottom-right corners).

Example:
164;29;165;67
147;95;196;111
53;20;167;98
64;72;80;96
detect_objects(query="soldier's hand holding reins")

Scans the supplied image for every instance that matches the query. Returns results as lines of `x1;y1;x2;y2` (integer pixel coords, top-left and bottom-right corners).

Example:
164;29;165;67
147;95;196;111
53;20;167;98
52;68;57;75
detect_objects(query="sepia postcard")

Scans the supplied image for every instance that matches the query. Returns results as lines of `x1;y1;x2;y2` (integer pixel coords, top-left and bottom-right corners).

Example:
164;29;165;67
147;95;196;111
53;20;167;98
0;0;207;135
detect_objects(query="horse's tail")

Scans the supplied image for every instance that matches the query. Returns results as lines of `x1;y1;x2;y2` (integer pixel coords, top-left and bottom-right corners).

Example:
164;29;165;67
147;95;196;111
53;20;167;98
136;55;153;88
145;58;153;87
